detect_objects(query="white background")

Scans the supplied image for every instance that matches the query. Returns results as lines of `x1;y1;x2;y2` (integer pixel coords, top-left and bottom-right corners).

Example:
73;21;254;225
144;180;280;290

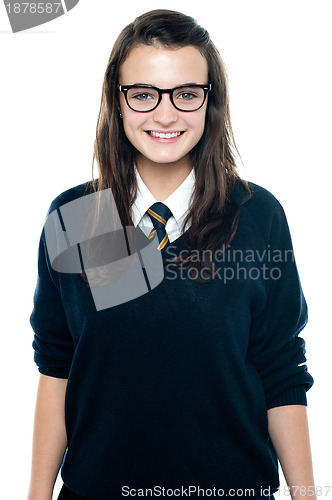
0;0;331;498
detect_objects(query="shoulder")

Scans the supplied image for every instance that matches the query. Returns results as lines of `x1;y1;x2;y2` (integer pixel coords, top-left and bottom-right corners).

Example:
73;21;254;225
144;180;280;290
233;180;283;213
47;180;96;215
233;180;286;219
233;180;289;241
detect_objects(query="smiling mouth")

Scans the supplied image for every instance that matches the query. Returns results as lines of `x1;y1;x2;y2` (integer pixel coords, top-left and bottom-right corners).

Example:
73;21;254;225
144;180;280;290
146;131;185;139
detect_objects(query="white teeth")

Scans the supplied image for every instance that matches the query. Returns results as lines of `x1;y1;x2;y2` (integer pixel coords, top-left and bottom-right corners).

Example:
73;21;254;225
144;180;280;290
149;131;182;138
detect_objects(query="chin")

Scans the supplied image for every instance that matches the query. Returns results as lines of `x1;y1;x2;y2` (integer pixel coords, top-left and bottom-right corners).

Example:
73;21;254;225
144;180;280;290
151;157;184;166
143;149;187;165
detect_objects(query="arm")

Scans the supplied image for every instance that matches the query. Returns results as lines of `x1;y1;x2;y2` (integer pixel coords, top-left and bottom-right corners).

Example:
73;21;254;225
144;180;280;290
267;405;316;500
27;374;68;500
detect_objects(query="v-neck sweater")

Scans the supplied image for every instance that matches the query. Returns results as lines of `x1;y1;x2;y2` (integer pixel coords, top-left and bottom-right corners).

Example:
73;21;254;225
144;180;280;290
30;180;314;499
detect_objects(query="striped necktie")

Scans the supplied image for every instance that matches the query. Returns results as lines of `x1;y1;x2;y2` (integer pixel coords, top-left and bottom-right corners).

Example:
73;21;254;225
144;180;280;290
146;202;173;250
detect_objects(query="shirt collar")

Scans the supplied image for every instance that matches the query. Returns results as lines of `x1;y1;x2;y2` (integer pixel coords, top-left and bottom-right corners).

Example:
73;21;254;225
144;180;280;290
131;164;195;228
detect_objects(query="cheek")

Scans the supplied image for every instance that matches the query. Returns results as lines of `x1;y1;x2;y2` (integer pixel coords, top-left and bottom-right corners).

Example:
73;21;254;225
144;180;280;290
122;114;144;140
189;112;207;138
119;98;143;137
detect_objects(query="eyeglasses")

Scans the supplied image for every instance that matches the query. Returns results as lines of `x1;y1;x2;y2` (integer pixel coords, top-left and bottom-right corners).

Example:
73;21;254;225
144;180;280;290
118;83;211;113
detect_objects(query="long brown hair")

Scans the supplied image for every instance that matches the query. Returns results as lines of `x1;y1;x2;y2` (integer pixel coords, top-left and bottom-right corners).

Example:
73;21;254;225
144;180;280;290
92;9;251;282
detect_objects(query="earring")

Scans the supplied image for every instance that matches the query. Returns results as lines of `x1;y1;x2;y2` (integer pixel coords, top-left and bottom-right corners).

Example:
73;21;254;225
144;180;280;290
119;112;123;118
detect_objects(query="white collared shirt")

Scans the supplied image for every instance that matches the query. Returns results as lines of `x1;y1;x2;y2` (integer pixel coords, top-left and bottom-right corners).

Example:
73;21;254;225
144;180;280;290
131;165;195;242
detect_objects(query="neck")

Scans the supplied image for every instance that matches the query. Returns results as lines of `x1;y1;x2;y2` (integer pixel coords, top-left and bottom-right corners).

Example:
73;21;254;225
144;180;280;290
136;155;193;202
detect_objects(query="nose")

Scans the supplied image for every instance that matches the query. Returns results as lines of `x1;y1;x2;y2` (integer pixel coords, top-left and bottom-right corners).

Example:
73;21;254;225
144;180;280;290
152;93;178;125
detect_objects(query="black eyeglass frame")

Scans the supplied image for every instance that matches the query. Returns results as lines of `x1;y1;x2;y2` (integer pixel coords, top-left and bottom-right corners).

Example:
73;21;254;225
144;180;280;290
118;83;212;113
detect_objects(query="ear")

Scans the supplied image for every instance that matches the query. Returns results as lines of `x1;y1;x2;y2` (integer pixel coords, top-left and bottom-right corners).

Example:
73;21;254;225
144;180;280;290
116;93;123;114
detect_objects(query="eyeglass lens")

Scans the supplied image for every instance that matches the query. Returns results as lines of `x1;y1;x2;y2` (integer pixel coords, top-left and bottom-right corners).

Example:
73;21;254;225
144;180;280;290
126;86;206;111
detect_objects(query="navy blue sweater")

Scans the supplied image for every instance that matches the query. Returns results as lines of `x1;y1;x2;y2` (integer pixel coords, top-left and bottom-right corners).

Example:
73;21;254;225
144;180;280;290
30;181;314;499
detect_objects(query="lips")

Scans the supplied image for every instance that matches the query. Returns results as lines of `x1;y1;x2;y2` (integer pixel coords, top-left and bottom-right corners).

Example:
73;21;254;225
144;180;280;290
146;130;185;139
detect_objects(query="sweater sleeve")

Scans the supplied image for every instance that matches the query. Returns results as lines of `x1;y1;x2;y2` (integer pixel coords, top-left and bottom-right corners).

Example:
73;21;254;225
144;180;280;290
267;384;307;409
247;199;314;410
30;229;74;379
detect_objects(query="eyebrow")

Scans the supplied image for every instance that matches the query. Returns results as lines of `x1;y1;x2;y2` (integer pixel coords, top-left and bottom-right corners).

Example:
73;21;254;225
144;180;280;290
132;82;201;87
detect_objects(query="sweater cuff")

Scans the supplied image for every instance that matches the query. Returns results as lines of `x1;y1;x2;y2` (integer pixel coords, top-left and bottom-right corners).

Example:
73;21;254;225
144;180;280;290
266;384;307;410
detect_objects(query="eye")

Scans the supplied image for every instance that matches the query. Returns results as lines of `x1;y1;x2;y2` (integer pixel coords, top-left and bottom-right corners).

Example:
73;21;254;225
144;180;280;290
179;92;197;100
131;92;155;101
174;88;200;101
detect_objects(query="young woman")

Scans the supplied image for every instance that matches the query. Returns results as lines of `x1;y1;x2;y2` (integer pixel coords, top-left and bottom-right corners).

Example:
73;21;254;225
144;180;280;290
28;9;315;500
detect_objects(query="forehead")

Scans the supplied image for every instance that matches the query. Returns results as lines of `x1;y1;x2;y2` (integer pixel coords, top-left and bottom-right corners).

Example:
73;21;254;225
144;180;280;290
119;45;209;86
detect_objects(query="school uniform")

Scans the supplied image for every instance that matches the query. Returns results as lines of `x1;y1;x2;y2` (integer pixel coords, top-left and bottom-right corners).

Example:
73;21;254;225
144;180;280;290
31;167;313;499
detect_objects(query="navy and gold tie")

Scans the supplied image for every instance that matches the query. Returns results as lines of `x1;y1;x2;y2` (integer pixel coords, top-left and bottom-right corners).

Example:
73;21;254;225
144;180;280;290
146;202;173;250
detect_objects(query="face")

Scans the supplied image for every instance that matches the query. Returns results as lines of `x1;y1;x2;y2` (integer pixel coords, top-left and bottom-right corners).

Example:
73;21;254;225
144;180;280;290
118;44;209;170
